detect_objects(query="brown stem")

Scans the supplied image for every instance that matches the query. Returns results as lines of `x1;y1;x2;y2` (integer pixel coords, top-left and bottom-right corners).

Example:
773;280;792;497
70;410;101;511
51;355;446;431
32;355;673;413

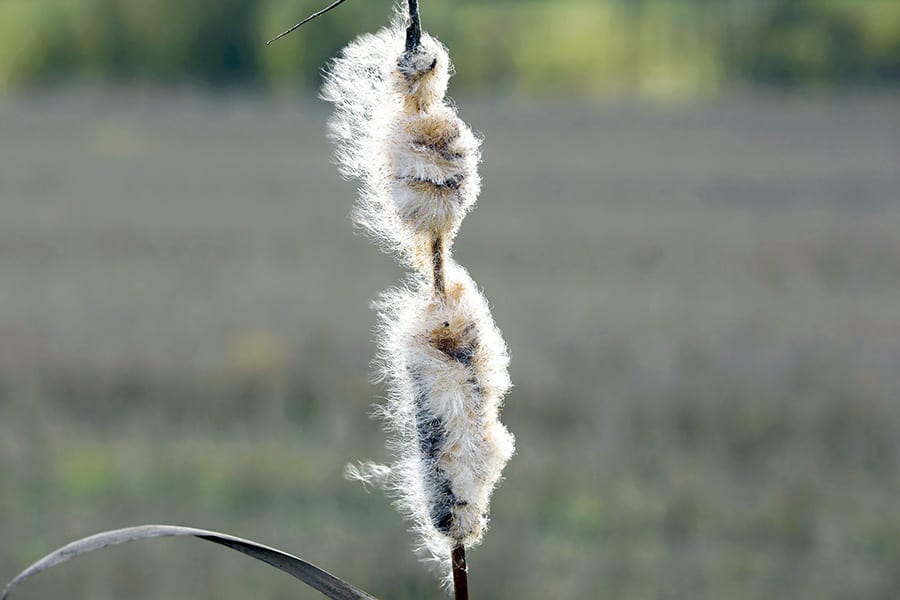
451;545;468;600
431;235;445;297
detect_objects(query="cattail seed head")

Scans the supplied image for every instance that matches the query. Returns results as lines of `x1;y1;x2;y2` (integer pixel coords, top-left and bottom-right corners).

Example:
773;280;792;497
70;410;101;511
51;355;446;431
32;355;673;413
374;265;514;559
321;14;480;263
324;3;513;579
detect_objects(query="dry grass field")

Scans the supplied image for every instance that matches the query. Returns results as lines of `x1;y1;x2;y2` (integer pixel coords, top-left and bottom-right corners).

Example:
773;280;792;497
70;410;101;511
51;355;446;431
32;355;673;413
1;91;899;599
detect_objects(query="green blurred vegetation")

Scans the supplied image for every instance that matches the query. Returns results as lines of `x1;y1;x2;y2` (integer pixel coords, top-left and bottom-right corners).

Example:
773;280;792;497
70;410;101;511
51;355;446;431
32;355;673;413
0;0;898;95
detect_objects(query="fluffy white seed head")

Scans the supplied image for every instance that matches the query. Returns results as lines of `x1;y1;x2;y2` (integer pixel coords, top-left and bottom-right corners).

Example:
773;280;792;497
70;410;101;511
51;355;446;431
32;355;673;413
323;3;513;582
321;11;481;264
372;263;514;567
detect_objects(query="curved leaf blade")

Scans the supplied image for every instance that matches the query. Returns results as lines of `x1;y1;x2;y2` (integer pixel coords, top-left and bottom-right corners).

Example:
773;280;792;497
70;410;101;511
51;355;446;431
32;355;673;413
2;525;378;600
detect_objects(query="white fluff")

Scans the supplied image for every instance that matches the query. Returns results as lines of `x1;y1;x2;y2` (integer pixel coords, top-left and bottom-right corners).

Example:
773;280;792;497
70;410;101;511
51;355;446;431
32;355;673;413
372;264;514;564
320;11;481;264
324;4;514;579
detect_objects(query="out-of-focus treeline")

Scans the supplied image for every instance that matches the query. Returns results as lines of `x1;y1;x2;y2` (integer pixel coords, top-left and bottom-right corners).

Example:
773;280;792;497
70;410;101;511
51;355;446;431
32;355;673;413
1;0;898;96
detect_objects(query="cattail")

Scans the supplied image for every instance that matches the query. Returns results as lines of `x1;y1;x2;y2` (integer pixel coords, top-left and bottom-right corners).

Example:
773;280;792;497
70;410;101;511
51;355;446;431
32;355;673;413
324;1;515;583
321;6;481;267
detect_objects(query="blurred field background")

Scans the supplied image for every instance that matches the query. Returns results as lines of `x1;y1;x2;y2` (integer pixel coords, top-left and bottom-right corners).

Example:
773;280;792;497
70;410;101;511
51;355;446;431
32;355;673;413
1;1;900;599
2;0;900;95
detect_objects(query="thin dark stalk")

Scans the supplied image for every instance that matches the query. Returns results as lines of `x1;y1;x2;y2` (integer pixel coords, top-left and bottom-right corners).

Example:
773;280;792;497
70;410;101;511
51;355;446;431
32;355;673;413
406;0;422;52
267;0;351;45
451;546;468;600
